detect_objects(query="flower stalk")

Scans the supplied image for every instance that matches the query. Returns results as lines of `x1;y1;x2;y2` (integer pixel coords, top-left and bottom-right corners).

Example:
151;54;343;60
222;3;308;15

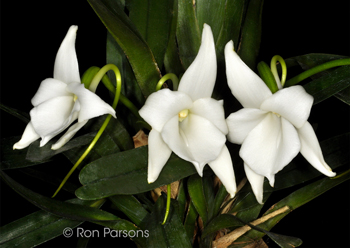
82;66;142;120
270;55;287;88
162;184;172;225
52;64;122;198
285;58;350;87
155;73;179;91
154;73;179;225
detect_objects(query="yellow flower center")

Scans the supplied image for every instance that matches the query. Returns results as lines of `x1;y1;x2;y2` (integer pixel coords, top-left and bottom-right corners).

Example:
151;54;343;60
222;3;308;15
272;112;281;117
73;95;78;102
178;109;189;122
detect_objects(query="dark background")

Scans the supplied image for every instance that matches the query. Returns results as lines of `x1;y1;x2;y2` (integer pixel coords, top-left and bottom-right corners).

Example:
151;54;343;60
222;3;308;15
1;1;349;247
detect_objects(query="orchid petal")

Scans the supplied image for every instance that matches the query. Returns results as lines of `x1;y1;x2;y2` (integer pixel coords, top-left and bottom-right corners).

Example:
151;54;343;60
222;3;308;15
147;130;172;183
240;114;300;185
30;96;76;139
31;78;72;107
224;41;272;108
226;108;267;144
190;98;228;134
180;114;227;173
162;114;226;175
54;25;80;83
51;119;88;150
139;89;193;132
67;82;116;122
260;86;313;128
178;24;217;101
297;121;336;177
244;163;265;204
208;145;236;198
13;122;40;149
161;115;198;171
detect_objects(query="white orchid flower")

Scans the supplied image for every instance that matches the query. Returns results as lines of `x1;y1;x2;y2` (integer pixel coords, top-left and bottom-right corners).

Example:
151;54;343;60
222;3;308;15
139;24;236;197
224;41;336;204
13;26;116;150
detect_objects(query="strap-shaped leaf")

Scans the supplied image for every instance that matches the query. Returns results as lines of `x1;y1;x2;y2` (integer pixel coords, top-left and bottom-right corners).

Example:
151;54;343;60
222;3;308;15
0;103;29;124
269;132;349;191
127;0;174;69
76;146;196;199
0;170;146;246
177;0;201;69
1;136;48;170
187;174;208;225
109;195;148;226
106;31;145;107
231;171;350;246
237;0;263;69
303;65;350;105
285;53;348;73
184;201;198;244
139;196;192;248
196;0;226;43
164;0;185;77
336;86;350;105
25;132;97;162
215;0;246;62
0;198;98;248
88;0;162;98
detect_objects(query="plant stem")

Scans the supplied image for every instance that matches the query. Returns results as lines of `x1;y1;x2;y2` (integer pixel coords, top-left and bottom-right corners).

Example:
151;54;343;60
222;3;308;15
270;55;287;88
285;58;350;87
52;64;122;198
156;73;179;91
162;184;172;225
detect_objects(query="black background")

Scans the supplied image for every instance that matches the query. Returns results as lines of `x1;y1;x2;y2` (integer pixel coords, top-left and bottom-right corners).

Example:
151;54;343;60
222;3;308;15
1;1;349;248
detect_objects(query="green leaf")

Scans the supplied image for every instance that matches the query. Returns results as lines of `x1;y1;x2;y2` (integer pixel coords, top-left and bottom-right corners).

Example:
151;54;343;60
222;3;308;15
76;146;197;199
183;201;198;244
233;171;350;246
230;186;269;222
0;103;29;124
88;0;162;98
0;198;98;248
19;167;78;195
212;183;229;217
202;214;242;238
164;0;185;77
127;0;174;69
177;0;201;69
1;136;48;170
140;196;192;248
0;170;146;246
86;114;133;152
265;232;302;248
303;65;350;105
25;132;96;162
176;180;187;222
237;0;263;69
196;0;226;43
285;53;348;73
106;31;145;107
109;195;148;226
106;31;126;93
216;0;246;62
335;86;350;105
187;174;208;225
203;174;215;220
1;170;115;222
268;132;349;191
